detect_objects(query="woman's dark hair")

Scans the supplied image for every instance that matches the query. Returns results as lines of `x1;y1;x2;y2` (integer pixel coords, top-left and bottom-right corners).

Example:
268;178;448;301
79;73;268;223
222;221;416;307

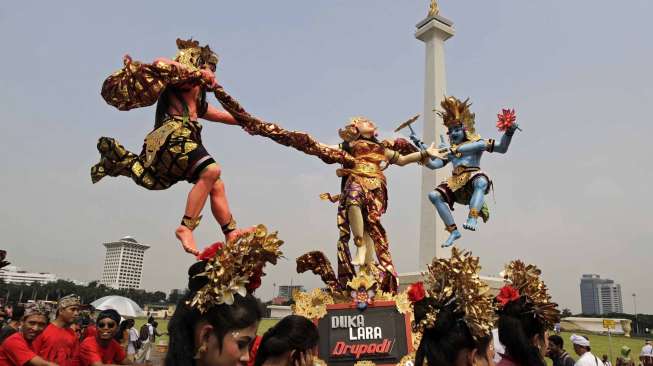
164;261;263;366
497;298;547;366
253;315;319;366
115;318;134;342
414;299;492;366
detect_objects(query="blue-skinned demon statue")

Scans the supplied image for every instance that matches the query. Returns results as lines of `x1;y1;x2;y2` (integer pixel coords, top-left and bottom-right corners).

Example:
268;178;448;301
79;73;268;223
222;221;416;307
411;96;519;247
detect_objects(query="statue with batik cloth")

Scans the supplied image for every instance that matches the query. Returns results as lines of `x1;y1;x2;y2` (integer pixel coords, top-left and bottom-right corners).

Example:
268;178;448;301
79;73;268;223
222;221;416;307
212;86;442;294
410;96;519;248
91;39;252;256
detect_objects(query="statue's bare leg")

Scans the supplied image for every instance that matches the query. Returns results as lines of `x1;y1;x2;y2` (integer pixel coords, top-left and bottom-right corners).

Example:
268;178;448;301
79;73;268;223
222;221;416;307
463;176;489;231
363;232;375;264
360;232;376;273
428;190;461;247
347;205;367;266
176;164;221;255
209;177;254;243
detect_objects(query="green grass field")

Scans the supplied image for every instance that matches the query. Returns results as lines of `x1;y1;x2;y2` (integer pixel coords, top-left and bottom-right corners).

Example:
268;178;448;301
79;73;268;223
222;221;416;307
257;318;279;335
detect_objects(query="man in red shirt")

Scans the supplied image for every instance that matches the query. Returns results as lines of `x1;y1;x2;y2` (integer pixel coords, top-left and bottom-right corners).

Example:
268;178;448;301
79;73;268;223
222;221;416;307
32;294;81;366
78;310;128;366
0;303;57;366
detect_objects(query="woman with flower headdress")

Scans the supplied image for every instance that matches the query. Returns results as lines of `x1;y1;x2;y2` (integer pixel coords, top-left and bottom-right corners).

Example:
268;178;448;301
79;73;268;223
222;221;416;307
165;226;283;366
494;260;561;366
407;248;497;366
211;86;443;294
92;38;253;256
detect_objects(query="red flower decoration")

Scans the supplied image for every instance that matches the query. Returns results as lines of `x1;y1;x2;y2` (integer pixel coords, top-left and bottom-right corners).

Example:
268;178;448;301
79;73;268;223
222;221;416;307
496;108;517;132
496;285;520;306
246;266;263;292
407;282;426;303
196;242;224;261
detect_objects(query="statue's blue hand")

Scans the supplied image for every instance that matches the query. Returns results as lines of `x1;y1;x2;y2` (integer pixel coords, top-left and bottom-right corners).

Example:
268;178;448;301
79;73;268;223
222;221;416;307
507;123;520;135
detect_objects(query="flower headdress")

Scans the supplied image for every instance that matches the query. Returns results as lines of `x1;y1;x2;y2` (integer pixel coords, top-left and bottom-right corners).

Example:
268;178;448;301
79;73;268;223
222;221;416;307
174;38;219;72
438;96;481;141
407;248;495;340
497;260;560;330
189;225;283;313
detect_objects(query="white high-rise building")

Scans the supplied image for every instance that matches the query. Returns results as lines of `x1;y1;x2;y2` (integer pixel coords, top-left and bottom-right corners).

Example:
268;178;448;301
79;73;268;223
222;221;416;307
0;266;57;285
100;236;149;289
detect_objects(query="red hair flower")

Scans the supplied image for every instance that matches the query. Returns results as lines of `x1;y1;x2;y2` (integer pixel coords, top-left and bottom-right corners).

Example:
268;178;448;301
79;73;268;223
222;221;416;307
496;285;520;306
246;266;263;292
196;242;224;261
408;282;426;303
496;108;517;132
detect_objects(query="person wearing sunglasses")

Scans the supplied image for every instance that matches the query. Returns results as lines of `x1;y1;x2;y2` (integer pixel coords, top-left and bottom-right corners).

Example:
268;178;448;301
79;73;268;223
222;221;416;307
78;310;130;366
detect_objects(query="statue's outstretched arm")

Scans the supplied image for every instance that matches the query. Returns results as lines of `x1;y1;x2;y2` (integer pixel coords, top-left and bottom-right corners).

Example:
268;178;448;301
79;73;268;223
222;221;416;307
213;86;354;166
387;142;446;167
202;103;238;125
491;128;516;154
424;158;448;170
101;55;206;111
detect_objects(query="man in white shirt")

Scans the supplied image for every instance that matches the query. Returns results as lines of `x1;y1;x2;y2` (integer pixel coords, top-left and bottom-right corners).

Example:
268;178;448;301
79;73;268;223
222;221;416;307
126;319;139;362
136;317;155;364
570;334;604;366
640;340;653;366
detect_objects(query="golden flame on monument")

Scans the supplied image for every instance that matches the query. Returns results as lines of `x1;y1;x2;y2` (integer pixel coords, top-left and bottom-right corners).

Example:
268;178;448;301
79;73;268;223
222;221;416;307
428;0;440;17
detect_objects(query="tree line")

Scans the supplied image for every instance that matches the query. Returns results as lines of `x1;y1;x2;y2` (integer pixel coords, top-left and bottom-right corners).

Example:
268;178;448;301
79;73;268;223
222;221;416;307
0;279;186;307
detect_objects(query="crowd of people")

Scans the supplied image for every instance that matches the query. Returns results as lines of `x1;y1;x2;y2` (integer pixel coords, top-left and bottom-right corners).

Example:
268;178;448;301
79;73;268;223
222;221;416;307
0;255;651;366
0;257;651;366
0;295;173;366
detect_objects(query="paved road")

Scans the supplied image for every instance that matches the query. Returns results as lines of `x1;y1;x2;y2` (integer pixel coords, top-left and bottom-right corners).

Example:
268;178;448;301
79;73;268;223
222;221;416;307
134;347;165;365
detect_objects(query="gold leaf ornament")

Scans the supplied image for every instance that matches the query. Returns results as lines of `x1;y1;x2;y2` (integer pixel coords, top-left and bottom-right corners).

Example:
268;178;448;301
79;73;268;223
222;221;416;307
189;225;283;313
501;260;560;330
414;248;495;340
292;288;334;320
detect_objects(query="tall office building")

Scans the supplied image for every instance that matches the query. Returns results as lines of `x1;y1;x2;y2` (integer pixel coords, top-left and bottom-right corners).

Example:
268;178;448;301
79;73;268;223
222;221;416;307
100;236;149;289
580;274;623;315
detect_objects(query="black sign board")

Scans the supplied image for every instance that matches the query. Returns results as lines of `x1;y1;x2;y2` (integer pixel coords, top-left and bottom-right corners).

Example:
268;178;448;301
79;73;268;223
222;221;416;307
316;300;413;366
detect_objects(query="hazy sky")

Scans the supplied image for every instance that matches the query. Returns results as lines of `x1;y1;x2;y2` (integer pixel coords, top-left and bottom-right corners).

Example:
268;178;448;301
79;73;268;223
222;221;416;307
1;1;651;313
